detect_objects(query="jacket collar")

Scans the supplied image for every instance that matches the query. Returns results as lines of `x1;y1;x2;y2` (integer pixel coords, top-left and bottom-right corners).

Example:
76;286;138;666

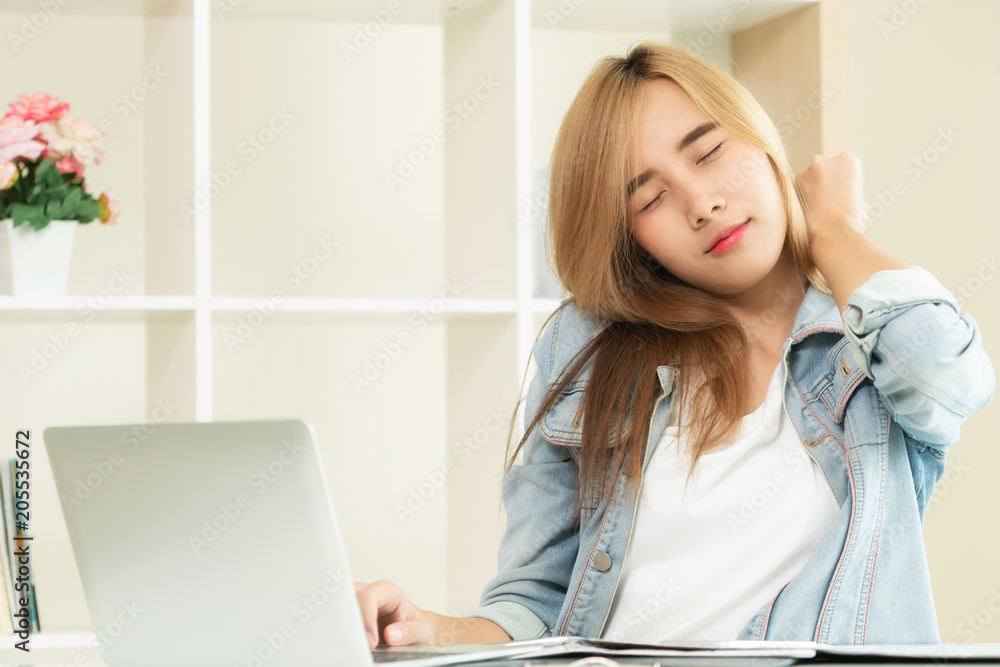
654;283;844;394
790;282;844;338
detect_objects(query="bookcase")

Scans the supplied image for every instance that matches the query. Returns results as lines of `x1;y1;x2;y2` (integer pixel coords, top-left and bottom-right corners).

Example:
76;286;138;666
0;0;840;656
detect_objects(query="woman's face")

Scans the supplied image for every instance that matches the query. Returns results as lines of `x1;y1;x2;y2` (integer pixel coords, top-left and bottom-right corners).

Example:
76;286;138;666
626;78;788;297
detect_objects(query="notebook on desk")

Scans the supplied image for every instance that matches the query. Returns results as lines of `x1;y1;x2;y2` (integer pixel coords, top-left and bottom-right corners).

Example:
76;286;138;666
42;418;574;667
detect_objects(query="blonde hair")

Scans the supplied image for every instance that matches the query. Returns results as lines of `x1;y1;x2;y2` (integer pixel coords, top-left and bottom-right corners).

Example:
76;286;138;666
506;41;831;522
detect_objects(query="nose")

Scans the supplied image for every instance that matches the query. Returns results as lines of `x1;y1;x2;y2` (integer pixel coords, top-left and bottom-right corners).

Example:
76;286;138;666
691;189;726;228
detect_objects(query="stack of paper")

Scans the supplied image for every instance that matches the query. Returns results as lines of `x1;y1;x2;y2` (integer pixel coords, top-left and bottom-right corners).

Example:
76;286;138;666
0;458;41;635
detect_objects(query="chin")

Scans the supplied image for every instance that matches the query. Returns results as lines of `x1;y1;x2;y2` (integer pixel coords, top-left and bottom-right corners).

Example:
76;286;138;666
704;271;772;296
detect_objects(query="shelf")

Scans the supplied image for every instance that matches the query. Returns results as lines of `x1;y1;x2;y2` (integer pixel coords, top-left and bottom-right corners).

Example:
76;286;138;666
0;297;562;324
0;0;177;18
0;296;195;322
0;296;194;310
212;296;564;315
212;297;516;326
529;0;819;32
28;0;818;31
206;0;497;24
206;297;564;325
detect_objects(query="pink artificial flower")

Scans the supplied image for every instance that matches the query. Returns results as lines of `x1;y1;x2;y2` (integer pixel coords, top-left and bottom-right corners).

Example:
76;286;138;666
5;92;69;124
46;116;104;167
0;161;17;189
98;192;120;225
54;155;84;176
0;116;44;163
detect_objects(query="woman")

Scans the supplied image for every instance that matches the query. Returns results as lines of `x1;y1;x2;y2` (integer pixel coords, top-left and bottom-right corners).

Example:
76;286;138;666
355;41;994;646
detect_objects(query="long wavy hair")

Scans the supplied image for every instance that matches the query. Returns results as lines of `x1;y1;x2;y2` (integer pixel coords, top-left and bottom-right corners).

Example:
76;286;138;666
503;41;832;525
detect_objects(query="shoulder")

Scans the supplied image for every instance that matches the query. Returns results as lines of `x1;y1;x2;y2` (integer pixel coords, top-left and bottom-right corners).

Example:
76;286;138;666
533;299;606;386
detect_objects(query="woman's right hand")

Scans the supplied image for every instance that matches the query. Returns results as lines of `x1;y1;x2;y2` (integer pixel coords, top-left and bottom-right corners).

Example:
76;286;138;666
354;579;436;649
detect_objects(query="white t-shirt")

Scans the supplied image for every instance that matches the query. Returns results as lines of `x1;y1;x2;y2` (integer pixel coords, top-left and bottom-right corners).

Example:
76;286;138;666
602;359;841;642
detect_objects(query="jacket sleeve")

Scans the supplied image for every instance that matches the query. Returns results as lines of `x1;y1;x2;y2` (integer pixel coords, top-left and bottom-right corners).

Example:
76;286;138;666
462;308;580;640
840;264;995;451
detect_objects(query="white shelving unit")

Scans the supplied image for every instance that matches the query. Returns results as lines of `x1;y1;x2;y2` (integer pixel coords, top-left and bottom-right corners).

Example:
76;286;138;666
0;0;830;655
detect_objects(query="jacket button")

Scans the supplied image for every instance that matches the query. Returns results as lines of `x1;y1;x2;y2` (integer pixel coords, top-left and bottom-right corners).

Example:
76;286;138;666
592;551;612;571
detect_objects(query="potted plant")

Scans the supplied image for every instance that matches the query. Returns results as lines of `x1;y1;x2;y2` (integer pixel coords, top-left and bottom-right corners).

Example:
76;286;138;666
0;92;119;296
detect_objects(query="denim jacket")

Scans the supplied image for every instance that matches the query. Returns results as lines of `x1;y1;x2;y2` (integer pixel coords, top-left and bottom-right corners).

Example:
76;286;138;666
466;265;995;644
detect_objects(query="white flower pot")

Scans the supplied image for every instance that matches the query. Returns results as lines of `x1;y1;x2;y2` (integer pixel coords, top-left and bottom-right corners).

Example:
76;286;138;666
0;219;77;297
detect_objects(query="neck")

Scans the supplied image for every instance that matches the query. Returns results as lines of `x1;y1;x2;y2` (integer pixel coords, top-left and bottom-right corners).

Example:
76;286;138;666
717;241;809;348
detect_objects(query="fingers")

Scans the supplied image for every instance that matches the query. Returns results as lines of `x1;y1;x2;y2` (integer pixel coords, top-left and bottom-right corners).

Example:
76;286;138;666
355;580;406;649
384;619;434;646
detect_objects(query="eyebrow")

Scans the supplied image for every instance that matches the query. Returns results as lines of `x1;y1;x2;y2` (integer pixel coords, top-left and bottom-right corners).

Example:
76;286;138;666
625;121;719;198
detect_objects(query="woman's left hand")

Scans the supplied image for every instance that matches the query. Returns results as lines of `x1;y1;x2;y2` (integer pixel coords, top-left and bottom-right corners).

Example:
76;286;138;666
795;152;868;256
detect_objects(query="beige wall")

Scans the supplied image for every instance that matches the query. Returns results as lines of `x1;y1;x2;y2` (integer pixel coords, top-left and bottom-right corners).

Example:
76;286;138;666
847;0;1000;643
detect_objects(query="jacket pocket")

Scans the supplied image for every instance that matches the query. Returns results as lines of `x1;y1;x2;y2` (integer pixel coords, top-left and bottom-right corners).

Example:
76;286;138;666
540;382;587;446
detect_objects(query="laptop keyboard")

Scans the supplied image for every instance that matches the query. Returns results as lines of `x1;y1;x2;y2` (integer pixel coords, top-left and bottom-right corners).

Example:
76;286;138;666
372;648;454;662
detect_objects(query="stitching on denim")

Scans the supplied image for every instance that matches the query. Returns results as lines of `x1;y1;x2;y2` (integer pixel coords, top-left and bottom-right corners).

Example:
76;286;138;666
541;435;581;447
548;306;564;381
559;485;615;636
835;373;867;423
545;425;585;436
813;409;858;642
789;364;856;642
902;431;945;460
860;425;888;643
853;438;866;498
819;392;834;417
827;335;851;365
804;434;832;448
816;446;859;642
791;324;844;345
840;388;888;449
792;374;847;507
797;379;846;453
802;371;833;400
759;579;790;639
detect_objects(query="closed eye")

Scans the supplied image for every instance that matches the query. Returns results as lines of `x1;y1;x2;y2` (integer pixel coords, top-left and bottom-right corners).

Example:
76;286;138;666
639;192;662;214
637;142;725;215
698;142;724;165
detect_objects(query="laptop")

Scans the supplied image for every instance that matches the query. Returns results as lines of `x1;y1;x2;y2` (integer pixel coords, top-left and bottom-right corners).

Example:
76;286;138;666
42;419;568;667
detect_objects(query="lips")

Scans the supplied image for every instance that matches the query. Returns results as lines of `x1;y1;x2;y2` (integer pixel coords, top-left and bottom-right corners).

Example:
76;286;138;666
707;219;750;253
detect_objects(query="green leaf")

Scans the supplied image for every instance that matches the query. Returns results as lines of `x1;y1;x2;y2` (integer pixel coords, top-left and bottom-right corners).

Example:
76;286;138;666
34;158;54;179
73;198;101;223
10;203;45;229
58;187;83;219
7;159;106;227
